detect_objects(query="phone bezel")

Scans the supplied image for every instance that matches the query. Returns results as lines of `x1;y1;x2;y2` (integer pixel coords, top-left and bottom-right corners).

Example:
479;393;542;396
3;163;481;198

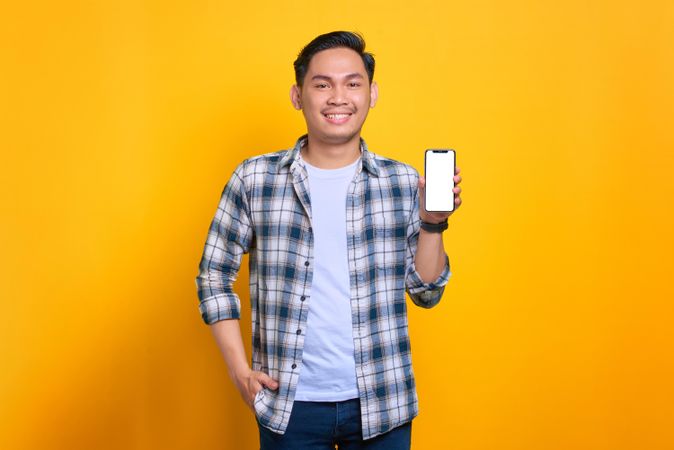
424;149;456;213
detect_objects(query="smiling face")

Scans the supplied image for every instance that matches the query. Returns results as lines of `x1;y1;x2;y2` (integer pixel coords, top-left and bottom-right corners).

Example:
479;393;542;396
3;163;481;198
290;47;378;146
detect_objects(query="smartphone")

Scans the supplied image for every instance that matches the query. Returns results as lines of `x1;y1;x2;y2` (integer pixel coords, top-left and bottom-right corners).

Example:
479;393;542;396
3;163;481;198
424;149;456;212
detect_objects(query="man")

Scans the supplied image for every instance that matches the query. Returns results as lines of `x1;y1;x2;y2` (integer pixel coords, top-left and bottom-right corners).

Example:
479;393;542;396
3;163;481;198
195;30;462;449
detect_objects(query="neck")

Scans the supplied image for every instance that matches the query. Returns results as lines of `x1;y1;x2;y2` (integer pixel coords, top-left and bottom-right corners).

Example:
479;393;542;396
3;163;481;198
300;132;361;169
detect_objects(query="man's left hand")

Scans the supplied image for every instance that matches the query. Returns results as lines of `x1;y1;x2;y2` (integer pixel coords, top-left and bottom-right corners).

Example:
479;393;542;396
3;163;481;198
418;166;462;223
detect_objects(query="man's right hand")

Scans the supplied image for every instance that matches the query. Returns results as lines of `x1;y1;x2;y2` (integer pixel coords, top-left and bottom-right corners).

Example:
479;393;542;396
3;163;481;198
207;320;280;413
235;368;279;412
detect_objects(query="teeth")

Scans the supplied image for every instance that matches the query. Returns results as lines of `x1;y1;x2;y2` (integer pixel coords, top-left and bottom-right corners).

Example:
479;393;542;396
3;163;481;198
325;114;350;119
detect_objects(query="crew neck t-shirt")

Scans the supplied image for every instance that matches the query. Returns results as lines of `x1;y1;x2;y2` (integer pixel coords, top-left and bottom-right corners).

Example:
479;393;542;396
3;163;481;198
293;154;361;401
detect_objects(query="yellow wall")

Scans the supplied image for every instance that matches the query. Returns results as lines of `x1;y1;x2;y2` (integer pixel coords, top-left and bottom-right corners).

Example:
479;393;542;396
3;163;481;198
2;1;673;449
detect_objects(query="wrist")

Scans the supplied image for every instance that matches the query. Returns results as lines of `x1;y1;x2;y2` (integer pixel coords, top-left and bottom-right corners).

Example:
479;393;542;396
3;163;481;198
231;366;252;385
420;218;448;233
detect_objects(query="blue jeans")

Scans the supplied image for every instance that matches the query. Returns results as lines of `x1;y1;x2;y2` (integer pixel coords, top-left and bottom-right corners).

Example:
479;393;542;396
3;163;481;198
256;398;412;449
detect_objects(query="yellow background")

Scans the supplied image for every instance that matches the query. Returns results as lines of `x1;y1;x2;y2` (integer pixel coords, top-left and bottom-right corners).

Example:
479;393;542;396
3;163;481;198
2;1;673;449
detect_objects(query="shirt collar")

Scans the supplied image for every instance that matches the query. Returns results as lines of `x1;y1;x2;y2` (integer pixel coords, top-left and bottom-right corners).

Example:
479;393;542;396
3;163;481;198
277;133;380;177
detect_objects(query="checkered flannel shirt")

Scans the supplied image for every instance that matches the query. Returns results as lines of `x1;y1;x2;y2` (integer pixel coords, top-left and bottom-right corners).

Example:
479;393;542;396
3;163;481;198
195;134;451;440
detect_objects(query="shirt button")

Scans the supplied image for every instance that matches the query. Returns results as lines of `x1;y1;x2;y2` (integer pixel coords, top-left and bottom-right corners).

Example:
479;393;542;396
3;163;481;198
291;363;297;369
305;261;310;266
300;296;306;301
296;329;302;335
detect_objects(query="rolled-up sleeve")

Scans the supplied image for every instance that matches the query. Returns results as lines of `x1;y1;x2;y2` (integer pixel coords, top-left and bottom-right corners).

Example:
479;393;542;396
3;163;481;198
195;161;253;324
404;175;452;308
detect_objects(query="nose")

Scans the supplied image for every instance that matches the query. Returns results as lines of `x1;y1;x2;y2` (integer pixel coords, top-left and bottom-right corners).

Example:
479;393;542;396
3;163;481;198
328;85;348;105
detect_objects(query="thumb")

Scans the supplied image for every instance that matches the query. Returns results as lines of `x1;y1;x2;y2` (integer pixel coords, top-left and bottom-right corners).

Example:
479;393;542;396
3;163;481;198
259;373;279;389
418;176;426;189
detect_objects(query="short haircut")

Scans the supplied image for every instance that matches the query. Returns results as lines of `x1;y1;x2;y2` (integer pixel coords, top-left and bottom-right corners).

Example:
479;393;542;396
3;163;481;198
293;31;376;88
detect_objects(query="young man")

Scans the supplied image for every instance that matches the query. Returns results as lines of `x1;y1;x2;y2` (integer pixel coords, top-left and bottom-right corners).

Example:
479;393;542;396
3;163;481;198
195;31;462;449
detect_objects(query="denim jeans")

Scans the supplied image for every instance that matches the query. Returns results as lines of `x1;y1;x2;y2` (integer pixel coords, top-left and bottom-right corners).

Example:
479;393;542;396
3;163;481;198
256;397;412;449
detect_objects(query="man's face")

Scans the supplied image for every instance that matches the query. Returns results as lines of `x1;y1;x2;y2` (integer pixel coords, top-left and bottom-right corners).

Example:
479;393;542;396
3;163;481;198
290;47;378;145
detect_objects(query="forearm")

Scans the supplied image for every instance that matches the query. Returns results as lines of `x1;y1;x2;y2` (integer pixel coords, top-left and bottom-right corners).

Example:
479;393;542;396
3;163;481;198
209;319;251;383
414;229;448;283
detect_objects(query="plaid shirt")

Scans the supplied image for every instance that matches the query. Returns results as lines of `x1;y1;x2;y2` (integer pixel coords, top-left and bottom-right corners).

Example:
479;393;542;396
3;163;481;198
195;134;451;440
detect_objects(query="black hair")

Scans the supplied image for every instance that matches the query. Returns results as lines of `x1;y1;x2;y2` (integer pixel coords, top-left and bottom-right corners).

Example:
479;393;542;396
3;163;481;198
293;31;375;88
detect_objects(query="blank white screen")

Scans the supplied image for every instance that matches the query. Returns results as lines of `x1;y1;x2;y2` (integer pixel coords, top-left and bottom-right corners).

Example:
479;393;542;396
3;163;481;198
425;150;455;212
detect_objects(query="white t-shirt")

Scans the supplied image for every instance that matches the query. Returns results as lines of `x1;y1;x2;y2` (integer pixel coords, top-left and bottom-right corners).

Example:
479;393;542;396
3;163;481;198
294;154;360;401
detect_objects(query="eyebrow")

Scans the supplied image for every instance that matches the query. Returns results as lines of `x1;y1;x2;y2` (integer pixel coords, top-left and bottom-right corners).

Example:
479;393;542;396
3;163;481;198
310;73;365;82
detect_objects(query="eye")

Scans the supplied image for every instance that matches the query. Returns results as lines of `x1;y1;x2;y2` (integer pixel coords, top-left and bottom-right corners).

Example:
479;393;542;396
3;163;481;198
315;83;328;88
348;82;361;87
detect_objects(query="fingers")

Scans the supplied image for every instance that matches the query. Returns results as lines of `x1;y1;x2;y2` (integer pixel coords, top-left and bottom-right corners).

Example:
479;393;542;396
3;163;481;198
420;169;463;213
246;371;279;402
242;371;280;413
257;372;279;390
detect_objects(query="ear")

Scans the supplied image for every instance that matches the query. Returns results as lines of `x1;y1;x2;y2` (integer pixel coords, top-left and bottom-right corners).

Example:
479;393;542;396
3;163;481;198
369;81;378;108
290;85;302;110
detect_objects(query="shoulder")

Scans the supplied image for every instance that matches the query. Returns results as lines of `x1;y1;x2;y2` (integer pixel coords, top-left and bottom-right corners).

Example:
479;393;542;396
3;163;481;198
231;149;288;183
370;152;420;189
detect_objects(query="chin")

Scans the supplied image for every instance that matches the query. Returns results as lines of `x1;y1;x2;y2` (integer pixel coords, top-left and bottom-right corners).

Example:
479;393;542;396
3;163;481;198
323;124;362;138
322;130;360;143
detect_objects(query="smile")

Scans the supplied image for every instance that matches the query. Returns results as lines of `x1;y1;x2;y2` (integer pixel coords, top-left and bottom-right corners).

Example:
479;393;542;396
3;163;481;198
323;113;352;124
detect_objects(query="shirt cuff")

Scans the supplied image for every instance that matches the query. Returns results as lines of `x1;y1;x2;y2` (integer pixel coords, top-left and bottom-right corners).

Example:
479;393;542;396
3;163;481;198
198;293;241;324
405;253;451;308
